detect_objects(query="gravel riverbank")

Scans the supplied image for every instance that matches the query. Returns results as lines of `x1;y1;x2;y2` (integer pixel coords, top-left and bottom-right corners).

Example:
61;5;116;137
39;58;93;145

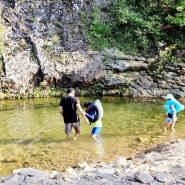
0;139;185;185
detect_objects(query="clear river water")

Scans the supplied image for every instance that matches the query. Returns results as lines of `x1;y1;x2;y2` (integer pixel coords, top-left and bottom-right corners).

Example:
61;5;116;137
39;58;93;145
1;97;185;175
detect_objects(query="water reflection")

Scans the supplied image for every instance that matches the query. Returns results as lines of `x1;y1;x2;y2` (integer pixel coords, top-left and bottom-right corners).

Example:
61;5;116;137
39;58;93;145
94;137;105;159
0;97;185;175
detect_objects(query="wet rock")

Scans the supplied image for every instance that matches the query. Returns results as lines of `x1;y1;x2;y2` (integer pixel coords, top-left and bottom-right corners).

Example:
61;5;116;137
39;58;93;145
65;167;74;173
154;172;170;183
94;165;115;177
77;161;88;169
13;168;50;178
135;171;154;183
113;157;129;168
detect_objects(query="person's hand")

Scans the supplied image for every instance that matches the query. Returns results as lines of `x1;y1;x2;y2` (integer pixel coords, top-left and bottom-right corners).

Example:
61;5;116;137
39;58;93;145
85;117;90;124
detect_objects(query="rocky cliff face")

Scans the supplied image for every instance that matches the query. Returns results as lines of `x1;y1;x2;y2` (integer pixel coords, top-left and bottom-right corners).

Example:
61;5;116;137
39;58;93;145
0;0;185;98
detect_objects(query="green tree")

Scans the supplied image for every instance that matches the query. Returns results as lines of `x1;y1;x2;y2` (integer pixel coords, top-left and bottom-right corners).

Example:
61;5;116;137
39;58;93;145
85;0;185;56
165;0;185;26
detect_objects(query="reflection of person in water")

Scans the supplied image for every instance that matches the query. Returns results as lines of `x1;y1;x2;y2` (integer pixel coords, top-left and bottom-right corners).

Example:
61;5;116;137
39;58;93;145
95;139;105;158
83;100;103;140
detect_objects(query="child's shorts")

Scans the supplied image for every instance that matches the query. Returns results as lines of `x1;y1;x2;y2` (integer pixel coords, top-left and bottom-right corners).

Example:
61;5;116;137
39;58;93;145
91;127;102;135
166;117;177;124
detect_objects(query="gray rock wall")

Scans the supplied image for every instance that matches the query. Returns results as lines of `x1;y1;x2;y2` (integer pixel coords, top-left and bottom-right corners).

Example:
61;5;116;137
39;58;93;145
0;0;185;98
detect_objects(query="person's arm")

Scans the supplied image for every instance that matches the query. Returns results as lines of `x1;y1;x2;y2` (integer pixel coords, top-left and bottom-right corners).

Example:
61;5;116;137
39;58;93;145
76;103;90;124
59;106;63;116
85;113;94;120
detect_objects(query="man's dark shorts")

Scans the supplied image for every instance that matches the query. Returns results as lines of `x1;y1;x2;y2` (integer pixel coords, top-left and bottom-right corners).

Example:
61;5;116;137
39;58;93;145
65;122;80;134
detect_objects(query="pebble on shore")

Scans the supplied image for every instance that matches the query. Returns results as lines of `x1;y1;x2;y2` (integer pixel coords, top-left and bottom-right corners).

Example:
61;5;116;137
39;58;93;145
1;139;185;185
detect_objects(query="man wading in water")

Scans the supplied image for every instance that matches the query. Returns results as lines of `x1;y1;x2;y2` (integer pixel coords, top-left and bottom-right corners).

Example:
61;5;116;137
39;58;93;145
59;88;89;140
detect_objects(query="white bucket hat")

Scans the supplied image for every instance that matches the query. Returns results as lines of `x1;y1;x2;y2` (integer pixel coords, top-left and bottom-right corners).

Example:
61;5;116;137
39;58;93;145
163;94;175;100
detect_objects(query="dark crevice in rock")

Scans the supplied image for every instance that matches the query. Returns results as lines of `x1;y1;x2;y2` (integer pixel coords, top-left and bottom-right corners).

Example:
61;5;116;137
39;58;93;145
0;56;6;77
23;33;45;85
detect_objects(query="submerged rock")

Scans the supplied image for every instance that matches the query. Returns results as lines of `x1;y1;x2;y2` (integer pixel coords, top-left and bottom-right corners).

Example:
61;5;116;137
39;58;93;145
1;139;185;184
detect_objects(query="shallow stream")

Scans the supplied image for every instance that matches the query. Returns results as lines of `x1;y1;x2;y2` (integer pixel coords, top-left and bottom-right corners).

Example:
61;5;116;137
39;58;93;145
1;97;185;175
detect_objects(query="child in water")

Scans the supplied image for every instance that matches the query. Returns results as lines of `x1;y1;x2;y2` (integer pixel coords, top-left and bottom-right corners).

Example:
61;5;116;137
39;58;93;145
162;94;184;134
84;100;103;140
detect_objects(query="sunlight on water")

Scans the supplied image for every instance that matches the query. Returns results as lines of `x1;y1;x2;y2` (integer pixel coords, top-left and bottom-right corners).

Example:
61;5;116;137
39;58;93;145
0;97;185;175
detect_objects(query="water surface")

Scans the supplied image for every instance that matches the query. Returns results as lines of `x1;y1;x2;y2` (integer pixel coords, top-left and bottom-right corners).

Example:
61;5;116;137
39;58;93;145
1;97;185;175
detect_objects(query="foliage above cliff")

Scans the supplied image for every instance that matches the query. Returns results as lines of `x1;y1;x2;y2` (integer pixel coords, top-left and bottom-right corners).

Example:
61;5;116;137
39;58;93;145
85;0;185;57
